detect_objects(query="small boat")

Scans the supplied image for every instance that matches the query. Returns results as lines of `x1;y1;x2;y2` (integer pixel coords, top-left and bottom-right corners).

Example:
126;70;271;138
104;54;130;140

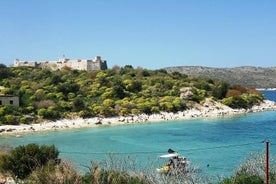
159;152;179;158
156;149;190;175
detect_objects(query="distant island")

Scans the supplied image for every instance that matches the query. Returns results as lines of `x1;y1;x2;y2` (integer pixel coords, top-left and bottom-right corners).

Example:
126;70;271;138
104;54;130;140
165;66;276;88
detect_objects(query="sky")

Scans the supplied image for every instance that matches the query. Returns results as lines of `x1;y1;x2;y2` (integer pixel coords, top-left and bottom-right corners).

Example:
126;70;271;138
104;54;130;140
0;0;275;69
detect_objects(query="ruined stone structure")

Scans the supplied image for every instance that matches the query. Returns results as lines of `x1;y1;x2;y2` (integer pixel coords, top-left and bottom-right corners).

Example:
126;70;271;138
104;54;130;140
13;56;108;71
0;86;19;107
0;95;19;106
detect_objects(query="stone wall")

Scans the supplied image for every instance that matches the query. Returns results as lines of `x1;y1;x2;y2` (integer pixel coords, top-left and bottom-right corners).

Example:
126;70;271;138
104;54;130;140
0;95;19;106
13;56;107;71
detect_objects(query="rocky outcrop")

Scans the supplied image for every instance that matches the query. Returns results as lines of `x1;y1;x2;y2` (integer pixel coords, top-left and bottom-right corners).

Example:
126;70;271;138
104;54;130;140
180;87;193;98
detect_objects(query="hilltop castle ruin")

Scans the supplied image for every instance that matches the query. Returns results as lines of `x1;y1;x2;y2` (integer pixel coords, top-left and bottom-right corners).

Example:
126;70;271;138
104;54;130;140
13;56;108;71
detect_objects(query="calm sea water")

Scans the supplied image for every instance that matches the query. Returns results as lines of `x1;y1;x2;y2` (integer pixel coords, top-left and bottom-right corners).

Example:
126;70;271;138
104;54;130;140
262;90;276;101
0;90;276;178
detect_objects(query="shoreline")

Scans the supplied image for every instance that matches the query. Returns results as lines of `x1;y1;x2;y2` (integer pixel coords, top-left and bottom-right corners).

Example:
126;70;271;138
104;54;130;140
1;99;276;136
256;88;276;91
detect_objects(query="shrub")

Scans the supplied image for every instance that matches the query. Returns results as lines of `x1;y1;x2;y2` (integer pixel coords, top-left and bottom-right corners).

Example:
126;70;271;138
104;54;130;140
27;160;82;184
82;164;152;184
218;152;276;184
218;173;263;184
4;115;18;125
38;107;60;119
221;96;249;109
0;143;59;180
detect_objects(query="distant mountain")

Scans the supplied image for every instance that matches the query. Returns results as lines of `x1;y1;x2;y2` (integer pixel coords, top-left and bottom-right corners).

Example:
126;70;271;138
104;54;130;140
164;66;276;88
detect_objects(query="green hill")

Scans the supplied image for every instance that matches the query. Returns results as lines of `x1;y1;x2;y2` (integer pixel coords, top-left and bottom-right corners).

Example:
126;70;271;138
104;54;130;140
0;64;264;125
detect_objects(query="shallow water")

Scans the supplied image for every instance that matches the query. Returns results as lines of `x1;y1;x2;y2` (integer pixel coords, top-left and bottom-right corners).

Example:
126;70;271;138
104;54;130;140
1;111;276;177
0;91;276;178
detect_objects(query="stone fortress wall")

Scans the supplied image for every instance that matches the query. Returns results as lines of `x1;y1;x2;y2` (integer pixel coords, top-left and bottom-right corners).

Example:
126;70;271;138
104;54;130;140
13;56;107;71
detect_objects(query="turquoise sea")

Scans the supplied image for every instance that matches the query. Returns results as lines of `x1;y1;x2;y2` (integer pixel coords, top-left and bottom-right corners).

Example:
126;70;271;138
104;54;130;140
0;90;276;178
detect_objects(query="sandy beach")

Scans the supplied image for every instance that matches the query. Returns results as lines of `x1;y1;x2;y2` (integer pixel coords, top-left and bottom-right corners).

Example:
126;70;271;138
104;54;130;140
1;99;276;136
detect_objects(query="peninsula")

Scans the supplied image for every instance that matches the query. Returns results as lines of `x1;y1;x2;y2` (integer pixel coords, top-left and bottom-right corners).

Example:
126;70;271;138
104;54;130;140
0;64;274;135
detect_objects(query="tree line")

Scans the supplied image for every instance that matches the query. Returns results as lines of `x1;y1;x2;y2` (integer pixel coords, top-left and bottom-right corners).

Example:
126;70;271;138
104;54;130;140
0;64;264;125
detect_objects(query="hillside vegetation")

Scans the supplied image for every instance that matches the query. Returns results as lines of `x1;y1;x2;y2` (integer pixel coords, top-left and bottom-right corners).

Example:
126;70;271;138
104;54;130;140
0;64;263;125
165;66;276;88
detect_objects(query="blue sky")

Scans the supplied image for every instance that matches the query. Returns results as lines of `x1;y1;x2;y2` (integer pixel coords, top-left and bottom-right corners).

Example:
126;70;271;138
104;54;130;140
0;0;275;69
